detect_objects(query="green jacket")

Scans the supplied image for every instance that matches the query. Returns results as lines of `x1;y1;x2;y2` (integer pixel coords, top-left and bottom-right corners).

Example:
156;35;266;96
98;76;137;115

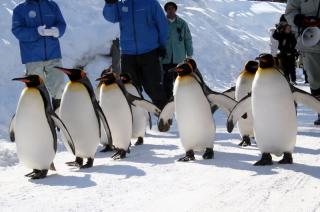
162;16;193;64
285;0;320;53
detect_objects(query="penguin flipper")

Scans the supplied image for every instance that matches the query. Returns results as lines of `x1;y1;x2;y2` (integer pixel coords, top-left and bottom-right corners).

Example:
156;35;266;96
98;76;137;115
206;90;238;116
50;113;76;155
227;94;251;133
9;114;16;142
222;86;236;99
126;93;161;116
96;104;113;147
158;100;175;132
292;86;320;113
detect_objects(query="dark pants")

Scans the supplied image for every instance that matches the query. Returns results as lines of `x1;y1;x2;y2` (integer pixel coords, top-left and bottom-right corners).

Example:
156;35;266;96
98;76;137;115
121;49;167;109
280;55;296;83
162;63;178;100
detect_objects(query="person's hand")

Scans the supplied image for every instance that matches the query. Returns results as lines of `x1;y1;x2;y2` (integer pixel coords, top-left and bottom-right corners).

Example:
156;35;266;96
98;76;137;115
37;25;47;36
105;0;118;4
158;47;167;58
45;27;60;38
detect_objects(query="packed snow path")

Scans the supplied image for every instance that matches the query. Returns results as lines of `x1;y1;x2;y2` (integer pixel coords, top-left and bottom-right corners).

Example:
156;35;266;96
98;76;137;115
1;107;320;212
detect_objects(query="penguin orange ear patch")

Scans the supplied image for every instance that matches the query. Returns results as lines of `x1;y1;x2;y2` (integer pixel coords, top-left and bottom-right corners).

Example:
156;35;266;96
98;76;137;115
80;71;87;78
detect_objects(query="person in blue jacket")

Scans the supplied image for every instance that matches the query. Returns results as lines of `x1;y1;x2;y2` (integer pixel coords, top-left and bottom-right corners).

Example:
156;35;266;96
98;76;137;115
103;0;168;111
12;0;66;110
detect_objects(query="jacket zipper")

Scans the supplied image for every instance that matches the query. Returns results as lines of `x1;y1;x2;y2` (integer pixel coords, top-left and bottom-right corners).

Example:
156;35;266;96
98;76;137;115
131;0;138;54
38;1;48;60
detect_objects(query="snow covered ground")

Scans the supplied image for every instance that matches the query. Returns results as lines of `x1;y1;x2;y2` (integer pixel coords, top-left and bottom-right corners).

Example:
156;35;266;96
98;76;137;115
2;0;320;211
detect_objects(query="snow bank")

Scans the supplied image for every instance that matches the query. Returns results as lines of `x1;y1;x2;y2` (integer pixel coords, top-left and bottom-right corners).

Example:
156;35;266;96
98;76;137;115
0;140;18;167
0;0;285;138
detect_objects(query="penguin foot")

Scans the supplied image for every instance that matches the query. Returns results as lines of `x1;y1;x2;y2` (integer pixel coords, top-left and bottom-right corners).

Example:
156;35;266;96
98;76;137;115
80;158;94;169
100;145;113;152
254;153;273;166
202;148;214;159
30;170;48;180
178;150;195;162
112;149;126;160
25;170;36;177
238;136;251;147
66;157;83;167
135;137;144;145
278;152;293;164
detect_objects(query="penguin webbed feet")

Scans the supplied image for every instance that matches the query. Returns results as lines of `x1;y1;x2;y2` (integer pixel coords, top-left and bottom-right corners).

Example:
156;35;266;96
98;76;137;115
112;149;127;160
25;169;48;179
80;158;94;169
278;152;293;164
202;148;214;159
238;136;251;147
135;137;144;145
158;119;172;132
254;153;273;166
66;157;83;167
178;150;195;162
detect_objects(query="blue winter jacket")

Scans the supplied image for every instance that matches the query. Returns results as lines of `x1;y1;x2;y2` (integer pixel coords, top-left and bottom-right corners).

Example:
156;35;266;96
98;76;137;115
103;0;168;55
12;0;66;64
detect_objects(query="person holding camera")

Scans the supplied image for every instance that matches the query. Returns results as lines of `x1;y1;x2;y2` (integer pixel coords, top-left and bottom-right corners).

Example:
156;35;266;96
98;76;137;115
103;0;168;109
286;0;320;124
12;0;67;110
162;2;193;100
273;16;298;84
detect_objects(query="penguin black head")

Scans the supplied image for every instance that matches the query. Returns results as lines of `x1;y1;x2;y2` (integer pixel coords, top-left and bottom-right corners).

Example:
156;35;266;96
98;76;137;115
175;59;197;76
55;67;86;81
96;70;117;85
12;75;43;87
120;73;132;84
257;53;274;69
245;61;259;73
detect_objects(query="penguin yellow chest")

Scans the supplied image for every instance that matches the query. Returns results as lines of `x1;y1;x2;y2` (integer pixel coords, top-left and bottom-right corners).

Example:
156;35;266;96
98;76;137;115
15;88;55;170
59;82;100;158
252;68;297;155
174;76;215;151
100;83;132;150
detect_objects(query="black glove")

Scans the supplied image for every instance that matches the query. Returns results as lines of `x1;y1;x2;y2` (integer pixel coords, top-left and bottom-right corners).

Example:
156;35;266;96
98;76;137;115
294;14;306;27
105;0;118;4
158;47;167;58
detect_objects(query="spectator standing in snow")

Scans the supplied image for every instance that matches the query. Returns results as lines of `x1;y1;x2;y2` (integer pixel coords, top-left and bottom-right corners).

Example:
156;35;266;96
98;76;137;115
162;2;193;100
11;0;66;110
273;16;298;84
286;0;320;124
269;27;279;57
103;0;168;109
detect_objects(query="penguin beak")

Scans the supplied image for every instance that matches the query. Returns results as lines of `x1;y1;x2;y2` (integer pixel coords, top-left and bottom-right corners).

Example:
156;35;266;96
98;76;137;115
12;77;30;83
96;76;104;82
55;66;72;75
168;67;177;73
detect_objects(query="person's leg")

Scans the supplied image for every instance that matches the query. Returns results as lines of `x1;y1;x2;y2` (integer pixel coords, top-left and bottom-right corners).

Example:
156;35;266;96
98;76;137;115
138;50;167;109
25;61;46;79
43;59;65;100
289;56;297;83
162;63;178;100
280;56;290;82
302;52;320;124
303;69;309;83
121;54;142;91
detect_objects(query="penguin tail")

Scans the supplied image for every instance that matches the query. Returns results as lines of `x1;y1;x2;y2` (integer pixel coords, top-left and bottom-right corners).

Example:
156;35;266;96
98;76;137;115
50;163;56;171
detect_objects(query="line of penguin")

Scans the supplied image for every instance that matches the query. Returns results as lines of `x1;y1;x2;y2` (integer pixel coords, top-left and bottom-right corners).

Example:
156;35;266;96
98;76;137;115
8;54;320;179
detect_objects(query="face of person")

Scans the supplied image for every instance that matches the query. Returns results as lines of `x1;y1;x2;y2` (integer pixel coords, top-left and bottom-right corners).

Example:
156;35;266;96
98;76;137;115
166;6;177;19
284;25;291;34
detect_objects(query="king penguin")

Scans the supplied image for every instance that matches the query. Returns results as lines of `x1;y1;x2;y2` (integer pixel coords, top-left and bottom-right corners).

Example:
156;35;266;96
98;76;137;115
11;75;75;179
234;61;258;147
158;59;237;161
56;67;112;168
97;71;160;160
227;53;320;165
120;73;151;146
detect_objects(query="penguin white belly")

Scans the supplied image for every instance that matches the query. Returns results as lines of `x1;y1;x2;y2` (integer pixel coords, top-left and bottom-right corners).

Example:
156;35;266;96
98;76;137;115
125;84;148;139
100;84;132;150
252;70;297;156
59;82;100;158
235;73;254;137
15;88;55;170
174;76;215;151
